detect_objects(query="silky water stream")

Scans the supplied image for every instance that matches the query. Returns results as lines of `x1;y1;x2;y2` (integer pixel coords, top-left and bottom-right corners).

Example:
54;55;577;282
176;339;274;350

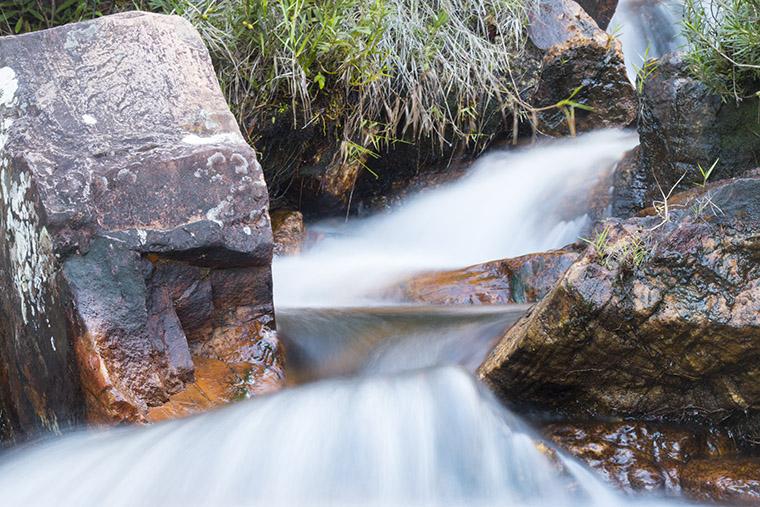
0;130;708;506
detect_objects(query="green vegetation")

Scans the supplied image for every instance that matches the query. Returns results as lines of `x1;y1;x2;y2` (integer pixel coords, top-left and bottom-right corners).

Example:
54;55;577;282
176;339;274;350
2;0;533;167
632;46;658;95
581;225;648;269
683;0;760;101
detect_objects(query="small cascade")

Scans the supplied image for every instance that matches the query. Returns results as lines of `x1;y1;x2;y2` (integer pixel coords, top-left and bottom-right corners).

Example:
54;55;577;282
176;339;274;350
609;0;686;80
0;367;672;507
274;130;637;308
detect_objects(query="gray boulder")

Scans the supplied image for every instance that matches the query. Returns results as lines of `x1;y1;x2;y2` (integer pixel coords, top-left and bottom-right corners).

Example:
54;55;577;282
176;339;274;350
0;12;282;441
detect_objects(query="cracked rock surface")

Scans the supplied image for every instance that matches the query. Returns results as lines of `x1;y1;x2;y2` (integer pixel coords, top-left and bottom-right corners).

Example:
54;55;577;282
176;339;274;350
0;12;282;442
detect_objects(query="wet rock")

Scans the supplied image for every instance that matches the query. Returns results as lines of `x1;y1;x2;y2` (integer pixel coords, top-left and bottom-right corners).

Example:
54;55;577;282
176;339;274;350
271;209;305;256
528;0;636;136
575;0;619;29
546;421;736;494
479;176;760;442
387;247;581;305
0;12;282;440
681;459;760;506
613;52;760;217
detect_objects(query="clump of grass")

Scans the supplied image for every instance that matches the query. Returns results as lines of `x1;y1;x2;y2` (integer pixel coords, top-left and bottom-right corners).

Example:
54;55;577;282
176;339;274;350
682;0;760;102
633;46;658;95
145;0;532;161
581;225;649;269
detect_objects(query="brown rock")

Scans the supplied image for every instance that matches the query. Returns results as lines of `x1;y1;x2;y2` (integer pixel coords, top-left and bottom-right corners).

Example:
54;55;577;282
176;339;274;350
387;247;581;305
546;421;736;494
0;13;282;441
271;209;305;256
612;52;760;218
681;459;760;506
575;0;619;29
479;176;760;442
528;0;636;136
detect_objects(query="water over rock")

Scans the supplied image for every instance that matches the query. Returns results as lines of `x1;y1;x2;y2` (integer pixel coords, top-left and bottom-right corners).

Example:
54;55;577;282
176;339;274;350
480;175;760;442
680;458;760;505
612;52;760;217
0;12;282;440
385;246;581;305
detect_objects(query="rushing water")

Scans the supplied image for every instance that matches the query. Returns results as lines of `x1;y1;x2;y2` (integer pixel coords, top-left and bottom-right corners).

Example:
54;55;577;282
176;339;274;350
0;6;700;504
0;130;699;507
274;130;638;308
610;0;685;80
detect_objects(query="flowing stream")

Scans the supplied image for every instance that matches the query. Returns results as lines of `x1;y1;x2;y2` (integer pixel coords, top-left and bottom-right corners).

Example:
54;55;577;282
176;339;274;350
0;6;705;505
0;130;700;507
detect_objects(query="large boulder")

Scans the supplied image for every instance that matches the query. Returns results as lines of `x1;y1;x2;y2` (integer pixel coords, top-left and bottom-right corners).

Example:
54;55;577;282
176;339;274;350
528;0;636;136
0;12;282;441
612;52;760;217
479;175;760;441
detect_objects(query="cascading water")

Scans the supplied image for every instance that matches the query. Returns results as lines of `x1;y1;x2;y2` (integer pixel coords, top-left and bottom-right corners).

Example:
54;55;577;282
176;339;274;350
0;7;699;504
609;0;685;80
274;130;638;308
0;367;648;507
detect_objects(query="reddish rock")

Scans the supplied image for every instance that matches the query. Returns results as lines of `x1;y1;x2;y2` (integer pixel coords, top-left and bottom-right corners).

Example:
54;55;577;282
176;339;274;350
546;421;736;494
271;209;305;256
387;247;581;305
681;459;760;506
480;176;760;442
0;13;282;440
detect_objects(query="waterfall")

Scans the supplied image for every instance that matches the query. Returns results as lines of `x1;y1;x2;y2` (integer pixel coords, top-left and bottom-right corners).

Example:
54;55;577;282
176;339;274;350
609;0;685;80
0;367;677;507
273;130;638;308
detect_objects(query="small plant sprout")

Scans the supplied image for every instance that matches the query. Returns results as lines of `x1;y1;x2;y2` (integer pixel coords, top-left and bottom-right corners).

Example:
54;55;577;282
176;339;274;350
581;225;649;269
633;46;659;94
552;86;594;137
581;224;612;264
697;158;719;187
650;171;687;231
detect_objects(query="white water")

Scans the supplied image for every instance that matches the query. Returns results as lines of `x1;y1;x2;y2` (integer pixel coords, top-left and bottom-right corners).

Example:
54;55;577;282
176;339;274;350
610;0;685;80
274;130;637;307
0;7;698;505
0;367;679;507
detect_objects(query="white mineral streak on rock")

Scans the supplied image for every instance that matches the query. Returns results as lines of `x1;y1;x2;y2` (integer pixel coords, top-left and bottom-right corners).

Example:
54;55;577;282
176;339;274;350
137;230;147;245
182;133;246;146
82;114;98;125
206;201;231;227
0;67;18;107
0;169;56;325
0;67;18;152
231;153;249;175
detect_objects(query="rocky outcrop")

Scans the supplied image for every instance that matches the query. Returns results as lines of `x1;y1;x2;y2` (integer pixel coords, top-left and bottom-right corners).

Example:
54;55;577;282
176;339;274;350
271;209;305;256
528;0;636;136
386;247;581;305
611;52;760;217
479;175;760;441
546;421;735;494
0;13;283;441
